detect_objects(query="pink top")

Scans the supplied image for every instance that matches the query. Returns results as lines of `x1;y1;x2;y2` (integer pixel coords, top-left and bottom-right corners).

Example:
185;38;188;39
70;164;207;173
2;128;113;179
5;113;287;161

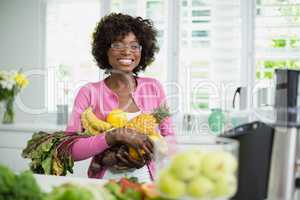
65;77;175;179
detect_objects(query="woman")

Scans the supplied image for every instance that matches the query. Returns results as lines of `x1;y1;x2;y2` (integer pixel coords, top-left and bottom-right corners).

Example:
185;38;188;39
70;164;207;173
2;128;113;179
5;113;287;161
66;13;174;182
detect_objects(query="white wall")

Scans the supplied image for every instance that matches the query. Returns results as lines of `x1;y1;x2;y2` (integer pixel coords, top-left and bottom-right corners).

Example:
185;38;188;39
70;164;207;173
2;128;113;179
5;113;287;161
0;0;49;123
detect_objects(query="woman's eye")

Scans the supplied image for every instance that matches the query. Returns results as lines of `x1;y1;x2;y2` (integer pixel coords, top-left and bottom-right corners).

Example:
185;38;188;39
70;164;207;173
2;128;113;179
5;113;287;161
114;43;123;48
131;45;139;50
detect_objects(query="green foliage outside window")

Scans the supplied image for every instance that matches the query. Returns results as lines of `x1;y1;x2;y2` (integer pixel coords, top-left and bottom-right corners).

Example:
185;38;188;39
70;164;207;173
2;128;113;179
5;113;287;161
278;5;300;23
192;102;209;110
256;4;300;80
271;36;300;49
256;60;300;79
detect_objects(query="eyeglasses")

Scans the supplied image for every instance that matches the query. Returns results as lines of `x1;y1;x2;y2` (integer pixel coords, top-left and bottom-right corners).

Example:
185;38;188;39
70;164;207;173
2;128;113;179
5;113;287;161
110;42;142;52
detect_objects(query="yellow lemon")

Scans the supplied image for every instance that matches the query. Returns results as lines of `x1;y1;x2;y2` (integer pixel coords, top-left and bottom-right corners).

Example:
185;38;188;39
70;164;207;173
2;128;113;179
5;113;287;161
106;109;128;128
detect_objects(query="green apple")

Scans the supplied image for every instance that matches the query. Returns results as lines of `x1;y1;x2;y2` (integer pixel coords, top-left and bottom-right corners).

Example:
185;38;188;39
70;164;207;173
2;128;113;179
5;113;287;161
169;151;202;181
196;151;206;173
212;174;237;198
187;175;214;198
157;170;186;199
202;151;237;180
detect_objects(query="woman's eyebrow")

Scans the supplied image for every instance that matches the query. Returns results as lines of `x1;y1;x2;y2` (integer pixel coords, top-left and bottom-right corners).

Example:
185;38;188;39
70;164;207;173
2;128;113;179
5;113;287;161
129;41;139;43
114;41;139;44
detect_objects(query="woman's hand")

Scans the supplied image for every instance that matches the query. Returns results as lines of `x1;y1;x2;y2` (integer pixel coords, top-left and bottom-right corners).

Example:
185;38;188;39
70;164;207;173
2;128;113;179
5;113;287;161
101;145;151;172
105;128;154;160
101;148;118;167
114;145;151;169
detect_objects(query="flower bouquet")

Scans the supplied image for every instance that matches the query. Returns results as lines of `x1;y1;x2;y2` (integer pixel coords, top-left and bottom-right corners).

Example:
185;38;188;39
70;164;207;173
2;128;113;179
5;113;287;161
0;70;29;123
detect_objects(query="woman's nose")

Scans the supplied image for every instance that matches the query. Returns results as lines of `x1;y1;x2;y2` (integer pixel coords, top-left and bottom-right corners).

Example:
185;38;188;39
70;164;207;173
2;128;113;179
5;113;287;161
121;47;132;55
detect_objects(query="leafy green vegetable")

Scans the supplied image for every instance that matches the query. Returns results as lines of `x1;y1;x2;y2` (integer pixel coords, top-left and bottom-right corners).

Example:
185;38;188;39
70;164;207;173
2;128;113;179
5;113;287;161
105;181;121;194
22;131;86;176
12;170;45;200
0;165;16;199
97;187;117;200
45;183;93;200
123;188;142;200
104;181;143;200
0;165;45;200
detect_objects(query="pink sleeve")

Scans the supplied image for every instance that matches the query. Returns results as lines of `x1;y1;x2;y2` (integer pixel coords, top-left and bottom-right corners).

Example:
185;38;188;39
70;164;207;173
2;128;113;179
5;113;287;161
71;134;109;161
65;84;109;161
66;85;91;133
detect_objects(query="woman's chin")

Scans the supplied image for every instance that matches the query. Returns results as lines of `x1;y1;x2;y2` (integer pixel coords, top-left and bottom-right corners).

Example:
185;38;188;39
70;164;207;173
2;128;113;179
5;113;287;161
117;66;136;73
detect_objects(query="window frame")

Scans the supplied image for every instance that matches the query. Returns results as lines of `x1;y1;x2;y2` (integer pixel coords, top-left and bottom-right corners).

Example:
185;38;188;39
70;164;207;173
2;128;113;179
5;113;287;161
44;0;254;116
240;0;256;110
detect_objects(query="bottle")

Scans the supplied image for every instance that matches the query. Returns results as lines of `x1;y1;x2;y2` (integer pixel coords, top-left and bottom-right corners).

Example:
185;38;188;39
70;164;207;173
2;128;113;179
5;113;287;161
208;108;226;135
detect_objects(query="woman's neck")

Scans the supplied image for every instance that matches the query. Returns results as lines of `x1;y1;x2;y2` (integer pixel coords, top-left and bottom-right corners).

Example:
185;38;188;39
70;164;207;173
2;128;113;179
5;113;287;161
106;73;137;92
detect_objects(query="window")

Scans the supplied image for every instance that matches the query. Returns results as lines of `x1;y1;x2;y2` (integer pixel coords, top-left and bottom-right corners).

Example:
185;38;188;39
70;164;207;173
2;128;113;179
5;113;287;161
46;0;101;111
46;0;243;114
179;0;242;113
255;0;300;106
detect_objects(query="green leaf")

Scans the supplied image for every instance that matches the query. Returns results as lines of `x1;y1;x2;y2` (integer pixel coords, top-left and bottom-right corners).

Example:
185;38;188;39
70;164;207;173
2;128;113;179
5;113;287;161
41;156;52;175
123;188;142;200
13;170;45;200
264;60;275;69
22;132;50;158
45;184;93;200
22;131;83;175
256;71;261;79
272;38;286;48
264;71;273;79
0;165;16;195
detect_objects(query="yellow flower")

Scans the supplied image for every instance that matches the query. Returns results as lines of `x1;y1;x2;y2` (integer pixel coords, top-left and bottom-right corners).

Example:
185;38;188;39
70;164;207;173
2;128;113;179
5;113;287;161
14;73;29;88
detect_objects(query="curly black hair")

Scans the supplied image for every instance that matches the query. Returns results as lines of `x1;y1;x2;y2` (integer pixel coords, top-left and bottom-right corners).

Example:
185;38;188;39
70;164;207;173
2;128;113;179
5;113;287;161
92;13;159;74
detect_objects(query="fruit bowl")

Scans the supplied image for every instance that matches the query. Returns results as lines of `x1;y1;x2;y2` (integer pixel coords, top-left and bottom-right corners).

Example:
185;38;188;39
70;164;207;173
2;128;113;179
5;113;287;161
154;135;239;200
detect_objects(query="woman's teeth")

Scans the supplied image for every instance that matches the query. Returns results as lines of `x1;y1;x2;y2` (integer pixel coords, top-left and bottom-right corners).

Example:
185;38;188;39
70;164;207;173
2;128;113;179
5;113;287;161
118;59;133;65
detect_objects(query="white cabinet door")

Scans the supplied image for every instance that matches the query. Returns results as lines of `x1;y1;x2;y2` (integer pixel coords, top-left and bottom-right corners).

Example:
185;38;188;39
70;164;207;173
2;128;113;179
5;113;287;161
0;130;32;172
0;131;33;148
0;148;30;172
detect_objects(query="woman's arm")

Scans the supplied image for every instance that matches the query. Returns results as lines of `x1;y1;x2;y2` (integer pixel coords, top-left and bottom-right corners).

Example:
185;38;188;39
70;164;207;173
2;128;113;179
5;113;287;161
65;84;110;161
71;134;109;161
66;85;91;134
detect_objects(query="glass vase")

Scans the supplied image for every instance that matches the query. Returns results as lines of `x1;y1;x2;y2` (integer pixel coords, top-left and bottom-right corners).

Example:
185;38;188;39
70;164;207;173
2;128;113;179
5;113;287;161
2;97;15;124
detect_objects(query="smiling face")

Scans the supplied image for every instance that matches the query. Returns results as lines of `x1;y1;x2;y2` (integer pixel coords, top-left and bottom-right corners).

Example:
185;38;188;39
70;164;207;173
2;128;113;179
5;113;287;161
107;32;142;73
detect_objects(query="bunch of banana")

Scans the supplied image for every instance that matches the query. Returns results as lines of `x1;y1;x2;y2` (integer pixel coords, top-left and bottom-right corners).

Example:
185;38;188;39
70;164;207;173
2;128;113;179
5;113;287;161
81;107;112;135
80;106;169;160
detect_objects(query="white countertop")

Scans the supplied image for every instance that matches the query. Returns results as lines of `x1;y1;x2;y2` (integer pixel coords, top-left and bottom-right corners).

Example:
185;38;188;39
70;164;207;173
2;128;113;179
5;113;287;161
34;174;106;193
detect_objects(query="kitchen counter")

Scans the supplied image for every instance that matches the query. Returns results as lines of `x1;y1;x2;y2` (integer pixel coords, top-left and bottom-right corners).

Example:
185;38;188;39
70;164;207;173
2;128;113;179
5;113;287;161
0;122;66;133
34;174;105;193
